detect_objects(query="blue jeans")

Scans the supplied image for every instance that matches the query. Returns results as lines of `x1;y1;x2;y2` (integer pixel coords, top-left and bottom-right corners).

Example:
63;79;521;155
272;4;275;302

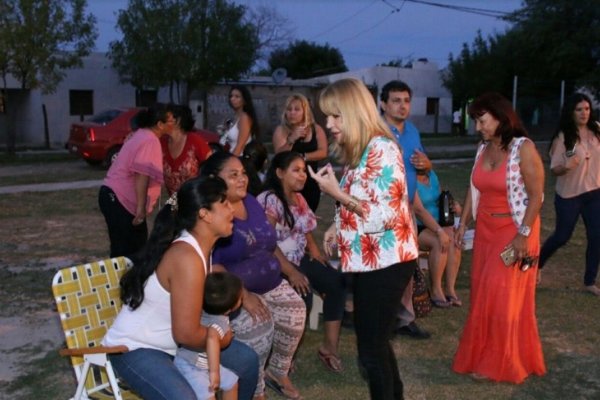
110;340;258;400
174;354;238;400
353;261;416;400
539;189;600;286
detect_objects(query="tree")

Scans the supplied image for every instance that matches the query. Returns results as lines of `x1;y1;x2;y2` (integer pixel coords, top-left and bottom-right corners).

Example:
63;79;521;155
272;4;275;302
379;57;414;68
244;3;294;71
443;1;600;115
0;0;97;154
109;0;259;104
268;40;347;79
505;0;600;95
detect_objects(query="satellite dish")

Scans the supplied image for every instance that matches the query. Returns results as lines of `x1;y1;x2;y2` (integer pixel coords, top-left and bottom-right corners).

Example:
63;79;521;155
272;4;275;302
272;68;287;84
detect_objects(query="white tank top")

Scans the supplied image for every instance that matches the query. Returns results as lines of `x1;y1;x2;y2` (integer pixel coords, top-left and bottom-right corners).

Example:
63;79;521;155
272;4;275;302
102;230;207;355
219;119;252;150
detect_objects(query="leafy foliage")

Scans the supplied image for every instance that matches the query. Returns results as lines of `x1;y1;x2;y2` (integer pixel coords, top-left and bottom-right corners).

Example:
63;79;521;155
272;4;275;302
0;0;97;93
268;40;347;79
0;0;97;153
443;1;600;109
109;0;259;103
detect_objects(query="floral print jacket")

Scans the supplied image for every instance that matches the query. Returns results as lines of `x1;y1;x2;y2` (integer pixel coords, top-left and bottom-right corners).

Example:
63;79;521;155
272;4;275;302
336;135;418;273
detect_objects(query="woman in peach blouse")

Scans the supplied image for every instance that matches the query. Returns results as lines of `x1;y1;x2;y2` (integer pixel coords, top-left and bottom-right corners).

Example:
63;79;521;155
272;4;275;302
538;93;600;295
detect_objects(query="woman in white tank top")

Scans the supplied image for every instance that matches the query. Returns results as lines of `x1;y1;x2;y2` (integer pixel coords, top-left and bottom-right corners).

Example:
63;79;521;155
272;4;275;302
219;85;260;156
102;176;259;400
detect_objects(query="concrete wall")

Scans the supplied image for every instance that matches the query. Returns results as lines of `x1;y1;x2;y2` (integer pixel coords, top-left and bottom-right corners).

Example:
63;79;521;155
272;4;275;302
204;83;323;142
322;62;453;134
3;53;453;148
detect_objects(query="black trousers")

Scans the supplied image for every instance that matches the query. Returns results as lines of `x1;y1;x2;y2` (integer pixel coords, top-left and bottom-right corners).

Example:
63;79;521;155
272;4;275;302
298;255;346;321
98;185;147;259
353;260;417;400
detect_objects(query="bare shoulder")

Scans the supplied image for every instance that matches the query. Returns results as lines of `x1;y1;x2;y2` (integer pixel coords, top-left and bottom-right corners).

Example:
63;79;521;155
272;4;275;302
159;241;205;282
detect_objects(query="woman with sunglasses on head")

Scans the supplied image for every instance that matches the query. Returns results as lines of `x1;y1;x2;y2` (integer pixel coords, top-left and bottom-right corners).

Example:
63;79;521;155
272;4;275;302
452;92;546;383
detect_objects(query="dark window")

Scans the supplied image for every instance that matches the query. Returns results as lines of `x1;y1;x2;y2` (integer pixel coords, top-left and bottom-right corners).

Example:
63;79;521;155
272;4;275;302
426;97;439;115
69;90;93;116
136;90;158;107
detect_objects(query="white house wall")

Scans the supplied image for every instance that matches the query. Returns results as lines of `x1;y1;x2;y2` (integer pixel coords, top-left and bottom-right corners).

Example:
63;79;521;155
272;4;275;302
5;53;453;147
10;52;172;146
320;63;453;133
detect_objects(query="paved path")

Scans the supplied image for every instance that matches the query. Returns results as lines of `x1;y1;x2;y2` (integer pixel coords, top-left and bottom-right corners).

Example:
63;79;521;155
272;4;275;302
0;159;475;195
0;179;104;194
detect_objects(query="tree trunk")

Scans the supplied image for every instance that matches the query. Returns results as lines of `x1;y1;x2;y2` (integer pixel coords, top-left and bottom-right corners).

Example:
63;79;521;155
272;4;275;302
42;103;50;149
2;86;15;155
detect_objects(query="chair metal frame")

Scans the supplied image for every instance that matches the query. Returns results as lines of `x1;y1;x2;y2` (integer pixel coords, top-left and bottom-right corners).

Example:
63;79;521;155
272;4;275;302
52;256;137;400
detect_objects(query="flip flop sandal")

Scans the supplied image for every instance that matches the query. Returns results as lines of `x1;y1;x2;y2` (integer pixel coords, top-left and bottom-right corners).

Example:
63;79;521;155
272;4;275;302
431;298;452;308
445;295;463;307
318;350;344;373
264;374;302;400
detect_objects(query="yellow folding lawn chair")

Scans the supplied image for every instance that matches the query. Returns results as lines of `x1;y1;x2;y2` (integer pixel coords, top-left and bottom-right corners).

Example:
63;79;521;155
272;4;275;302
52;256;140;400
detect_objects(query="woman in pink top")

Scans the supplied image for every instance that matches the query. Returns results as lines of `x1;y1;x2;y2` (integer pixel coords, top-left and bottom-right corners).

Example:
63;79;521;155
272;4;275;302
539;93;600;295
99;104;174;258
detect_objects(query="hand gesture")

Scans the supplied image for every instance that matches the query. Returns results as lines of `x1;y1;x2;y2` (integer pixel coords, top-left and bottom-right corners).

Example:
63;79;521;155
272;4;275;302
437;227;450;254
564;154;581;170
410;149;431;171
308;164;340;197
323;223;337;258
241;291;270;322
287;268;310;297
454;225;466;248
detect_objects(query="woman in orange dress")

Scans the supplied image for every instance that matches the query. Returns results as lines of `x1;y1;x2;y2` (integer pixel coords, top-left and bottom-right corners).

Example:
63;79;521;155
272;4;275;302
453;92;546;383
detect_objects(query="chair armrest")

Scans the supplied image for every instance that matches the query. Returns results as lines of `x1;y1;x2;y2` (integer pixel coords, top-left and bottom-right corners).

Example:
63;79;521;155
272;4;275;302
59;345;129;357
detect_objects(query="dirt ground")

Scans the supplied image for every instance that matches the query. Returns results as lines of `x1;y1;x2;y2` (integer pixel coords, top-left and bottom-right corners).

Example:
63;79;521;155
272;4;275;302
0;160;110;397
3;159;600;399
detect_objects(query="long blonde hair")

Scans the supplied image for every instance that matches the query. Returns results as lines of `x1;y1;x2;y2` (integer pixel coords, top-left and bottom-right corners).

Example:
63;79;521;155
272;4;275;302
319;78;394;167
281;93;315;132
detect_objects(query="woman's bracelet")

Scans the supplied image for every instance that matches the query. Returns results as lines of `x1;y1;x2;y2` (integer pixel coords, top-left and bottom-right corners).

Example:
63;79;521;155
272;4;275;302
345;197;359;212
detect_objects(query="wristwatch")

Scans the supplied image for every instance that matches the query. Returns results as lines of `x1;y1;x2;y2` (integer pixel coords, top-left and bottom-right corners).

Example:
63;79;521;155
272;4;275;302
518;224;531;237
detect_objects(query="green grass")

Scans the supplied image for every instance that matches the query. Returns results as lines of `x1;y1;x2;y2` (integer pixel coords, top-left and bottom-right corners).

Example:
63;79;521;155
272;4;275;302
1;159;599;399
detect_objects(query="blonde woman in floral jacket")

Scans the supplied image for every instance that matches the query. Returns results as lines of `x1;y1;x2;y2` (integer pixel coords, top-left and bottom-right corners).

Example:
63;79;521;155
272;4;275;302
309;78;419;400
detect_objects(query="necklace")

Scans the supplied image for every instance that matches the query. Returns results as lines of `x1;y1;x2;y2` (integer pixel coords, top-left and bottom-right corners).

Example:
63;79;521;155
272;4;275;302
486;144;504;169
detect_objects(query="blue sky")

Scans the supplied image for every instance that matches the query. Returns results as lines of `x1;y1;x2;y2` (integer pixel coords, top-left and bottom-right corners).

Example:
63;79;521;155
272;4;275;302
89;0;523;70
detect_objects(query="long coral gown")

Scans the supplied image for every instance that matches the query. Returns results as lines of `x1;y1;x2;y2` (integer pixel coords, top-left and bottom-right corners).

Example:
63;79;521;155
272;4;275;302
452;156;546;383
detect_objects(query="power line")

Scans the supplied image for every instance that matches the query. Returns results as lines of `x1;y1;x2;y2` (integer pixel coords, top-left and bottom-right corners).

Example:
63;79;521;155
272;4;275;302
309;0;380;41
335;9;398;45
402;0;510;18
328;0;511;48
